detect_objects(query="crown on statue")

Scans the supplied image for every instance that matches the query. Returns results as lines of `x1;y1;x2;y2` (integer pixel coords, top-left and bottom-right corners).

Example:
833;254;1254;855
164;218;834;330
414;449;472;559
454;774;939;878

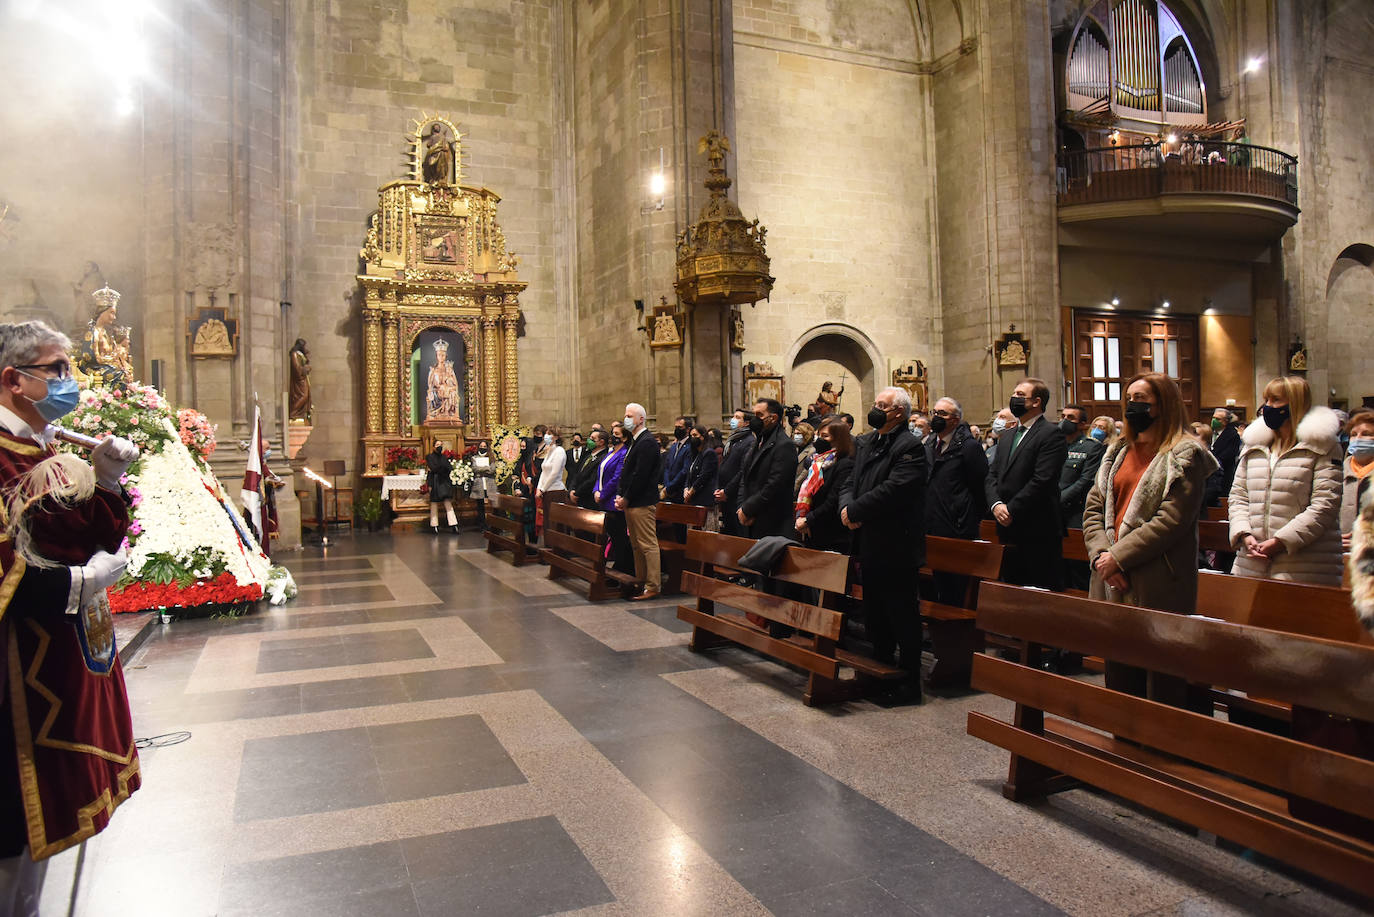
433;338;449;355
91;285;121;317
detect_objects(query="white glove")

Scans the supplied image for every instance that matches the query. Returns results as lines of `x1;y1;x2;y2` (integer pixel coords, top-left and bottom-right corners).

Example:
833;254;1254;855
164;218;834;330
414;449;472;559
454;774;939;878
75;548;128;606
91;436;140;491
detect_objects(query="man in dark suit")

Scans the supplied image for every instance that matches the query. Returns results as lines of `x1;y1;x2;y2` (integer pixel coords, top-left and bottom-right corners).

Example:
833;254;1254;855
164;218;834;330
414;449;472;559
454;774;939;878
985;377;1068;591
715;408;753;535
616;403;664;599
564;431;589;486
570;430;608;508
730;399;798;538
662;416;692;503
841;386;928;705
1205;407;1242;507
1058;403;1104;590
924;396;988;606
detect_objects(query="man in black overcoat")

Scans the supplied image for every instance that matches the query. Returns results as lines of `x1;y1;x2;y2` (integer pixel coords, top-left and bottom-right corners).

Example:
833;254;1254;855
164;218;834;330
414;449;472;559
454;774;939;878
840;386;928;705
715;408;754;536
729;399;799;538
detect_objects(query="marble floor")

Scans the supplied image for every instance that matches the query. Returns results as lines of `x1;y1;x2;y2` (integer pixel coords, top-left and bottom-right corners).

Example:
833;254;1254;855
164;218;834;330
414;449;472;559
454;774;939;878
38;532;1368;916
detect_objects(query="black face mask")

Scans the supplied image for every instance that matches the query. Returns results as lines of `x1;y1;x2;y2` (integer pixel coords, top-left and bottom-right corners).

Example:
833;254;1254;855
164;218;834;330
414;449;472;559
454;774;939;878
866;407;889;429
673;426;686;440
928;415;948;434
611;436;622;446
1261;404;1291;431
479;446;488;454
1009;395;1029;418
748;414;764;435
814;439;833;453
689;437;702;450
1057;418;1079;436
1125;401;1155;433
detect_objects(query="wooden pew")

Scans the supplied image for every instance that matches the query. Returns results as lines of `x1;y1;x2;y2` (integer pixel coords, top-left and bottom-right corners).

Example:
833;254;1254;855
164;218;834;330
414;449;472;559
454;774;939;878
1204;497;1230;522
539;501;637;600
655;502;710;595
483;493;538;565
1197;519;1233;553
677;530;905;706
920;536;1005;687
967;581;1374;899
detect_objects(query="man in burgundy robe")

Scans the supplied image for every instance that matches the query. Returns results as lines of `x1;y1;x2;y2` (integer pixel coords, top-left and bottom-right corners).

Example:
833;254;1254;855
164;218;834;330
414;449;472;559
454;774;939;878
0;322;139;916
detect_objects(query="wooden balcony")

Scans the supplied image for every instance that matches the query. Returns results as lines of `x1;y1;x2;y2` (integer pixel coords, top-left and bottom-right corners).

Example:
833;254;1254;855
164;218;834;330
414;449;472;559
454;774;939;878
1056;143;1299;242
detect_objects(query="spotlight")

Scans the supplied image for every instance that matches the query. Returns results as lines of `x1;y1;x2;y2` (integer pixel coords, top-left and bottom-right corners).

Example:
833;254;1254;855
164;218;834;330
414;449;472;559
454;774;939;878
115;95;135;117
1161;300;1171;309
1110;296;1120;307
1244;57;1263;75
1166;133;1178;145
649;172;666;197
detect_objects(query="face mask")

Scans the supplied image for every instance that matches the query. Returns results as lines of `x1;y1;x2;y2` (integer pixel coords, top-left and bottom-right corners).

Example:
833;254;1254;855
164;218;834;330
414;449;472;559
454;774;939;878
793;434;804;446
623;415;636;432
1211;418;1224;432
611;436;622;446
19;373;80;423
479;446;489;453
674;426;686;440
748;414;764;435
867;407;890;429
991;417;1009;434
690;437;702;449
1008;395;1029;418
1089;427;1107;442
573;441;582;449
929;415;948;434
543;434;553;445
1125;401;1155;433
815;439;832;453
1349;438;1374;460
1261;404;1291;431
1057;418;1078;436
729;417;740;431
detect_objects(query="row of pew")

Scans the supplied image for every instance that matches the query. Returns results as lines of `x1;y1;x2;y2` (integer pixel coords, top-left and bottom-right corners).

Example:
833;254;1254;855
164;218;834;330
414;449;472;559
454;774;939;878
480;493;1374;899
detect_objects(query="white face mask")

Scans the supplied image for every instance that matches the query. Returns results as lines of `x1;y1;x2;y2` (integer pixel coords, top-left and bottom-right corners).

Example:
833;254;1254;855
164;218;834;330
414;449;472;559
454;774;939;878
991;418;1009;433
793;434;804;446
543;434;553;445
623;415;635;432
729;417;740;431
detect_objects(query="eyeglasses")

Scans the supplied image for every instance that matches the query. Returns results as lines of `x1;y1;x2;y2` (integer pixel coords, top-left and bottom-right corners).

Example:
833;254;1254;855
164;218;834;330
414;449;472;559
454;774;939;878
16;361;73;381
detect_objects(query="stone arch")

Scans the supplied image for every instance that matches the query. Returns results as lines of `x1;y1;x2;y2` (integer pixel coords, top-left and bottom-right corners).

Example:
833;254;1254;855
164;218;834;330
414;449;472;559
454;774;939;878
1325;244;1374;407
909;0;969;61
784;324;883;421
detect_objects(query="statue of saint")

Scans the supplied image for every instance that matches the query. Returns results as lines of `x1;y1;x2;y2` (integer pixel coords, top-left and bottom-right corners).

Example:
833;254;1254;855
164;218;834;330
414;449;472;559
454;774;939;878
422;123;454;186
426;338;461;422
77;285;130;387
813;380;843;417
289;338;312;422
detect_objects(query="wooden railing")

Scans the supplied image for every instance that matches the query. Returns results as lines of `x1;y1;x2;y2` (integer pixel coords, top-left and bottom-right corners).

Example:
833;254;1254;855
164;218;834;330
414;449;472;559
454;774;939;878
1056;142;1298;208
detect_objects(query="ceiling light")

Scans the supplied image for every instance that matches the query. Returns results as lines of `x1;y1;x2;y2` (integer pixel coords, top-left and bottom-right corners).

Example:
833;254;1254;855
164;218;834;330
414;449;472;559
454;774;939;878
1161;300;1171;309
1245;57;1263;74
1110;296;1120;306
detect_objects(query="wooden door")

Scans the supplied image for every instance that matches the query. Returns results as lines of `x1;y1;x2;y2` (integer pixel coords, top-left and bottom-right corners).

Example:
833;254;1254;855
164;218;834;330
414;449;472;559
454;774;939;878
1074;311;1198;419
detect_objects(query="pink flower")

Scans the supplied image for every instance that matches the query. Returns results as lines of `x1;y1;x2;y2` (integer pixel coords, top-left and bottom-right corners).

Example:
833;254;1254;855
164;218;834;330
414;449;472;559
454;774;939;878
128;521;143;536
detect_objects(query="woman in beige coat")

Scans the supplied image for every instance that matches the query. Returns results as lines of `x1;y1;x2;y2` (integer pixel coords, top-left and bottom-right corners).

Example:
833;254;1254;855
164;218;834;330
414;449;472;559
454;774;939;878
1228;376;1344;586
1083;372;1217;710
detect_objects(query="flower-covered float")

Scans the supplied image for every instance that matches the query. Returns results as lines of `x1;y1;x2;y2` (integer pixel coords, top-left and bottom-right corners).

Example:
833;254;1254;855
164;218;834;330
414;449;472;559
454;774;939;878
64;383;296;615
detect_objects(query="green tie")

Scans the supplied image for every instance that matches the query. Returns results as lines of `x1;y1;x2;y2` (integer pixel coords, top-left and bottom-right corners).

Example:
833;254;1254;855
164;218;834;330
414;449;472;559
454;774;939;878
1008;425;1025;455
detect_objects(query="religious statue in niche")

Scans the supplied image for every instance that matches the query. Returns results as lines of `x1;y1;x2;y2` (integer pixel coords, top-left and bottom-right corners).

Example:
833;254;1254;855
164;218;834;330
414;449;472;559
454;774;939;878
1289;338;1308;373
892;359;930;413
423;335;461;426
730;308;745;352
993;325;1029;370
421;122;455;186
811;379;844;418
186;305;239;359
289;338;312;422
649;297;684;350
76;285;134;386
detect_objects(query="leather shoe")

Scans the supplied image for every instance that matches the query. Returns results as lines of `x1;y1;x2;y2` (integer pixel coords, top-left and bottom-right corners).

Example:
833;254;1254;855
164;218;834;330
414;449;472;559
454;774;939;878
631;587;661;602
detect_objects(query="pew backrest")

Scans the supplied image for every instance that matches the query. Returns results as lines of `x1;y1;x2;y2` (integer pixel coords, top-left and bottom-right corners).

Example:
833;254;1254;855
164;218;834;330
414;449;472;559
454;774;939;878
1196;569;1373;645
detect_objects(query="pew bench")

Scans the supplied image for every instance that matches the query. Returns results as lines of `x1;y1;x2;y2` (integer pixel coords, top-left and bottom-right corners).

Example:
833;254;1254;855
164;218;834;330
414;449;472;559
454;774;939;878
539;501;637;600
967;581;1374;899
483;493;539;565
916;536;1005;687
655;502;710;594
677;530;906;706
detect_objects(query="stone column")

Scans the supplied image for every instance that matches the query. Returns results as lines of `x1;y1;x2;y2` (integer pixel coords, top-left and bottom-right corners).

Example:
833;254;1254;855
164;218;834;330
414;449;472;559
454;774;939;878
482;314;501;433
383;314;400;434
502;307;520;423
363;307;382;434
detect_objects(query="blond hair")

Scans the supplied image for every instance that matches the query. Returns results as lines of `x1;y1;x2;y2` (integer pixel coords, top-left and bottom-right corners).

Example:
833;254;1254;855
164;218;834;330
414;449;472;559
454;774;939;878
1262;376;1310;450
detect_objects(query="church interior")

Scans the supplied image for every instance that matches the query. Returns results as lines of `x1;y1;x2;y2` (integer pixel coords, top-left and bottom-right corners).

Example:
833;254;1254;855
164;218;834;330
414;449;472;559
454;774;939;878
3;0;1374;914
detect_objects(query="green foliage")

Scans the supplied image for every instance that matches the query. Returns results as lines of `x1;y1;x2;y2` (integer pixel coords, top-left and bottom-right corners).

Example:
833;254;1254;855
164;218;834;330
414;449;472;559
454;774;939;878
132;547;229;587
357;488;384;523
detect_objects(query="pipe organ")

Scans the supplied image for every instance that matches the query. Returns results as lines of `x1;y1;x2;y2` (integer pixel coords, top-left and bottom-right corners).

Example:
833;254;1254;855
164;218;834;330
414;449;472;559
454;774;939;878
1064;1;1206;125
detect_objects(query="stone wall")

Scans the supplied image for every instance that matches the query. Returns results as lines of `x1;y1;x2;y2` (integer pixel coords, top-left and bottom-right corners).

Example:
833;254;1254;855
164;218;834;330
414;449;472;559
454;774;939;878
730;0;939;422
289;0;562;467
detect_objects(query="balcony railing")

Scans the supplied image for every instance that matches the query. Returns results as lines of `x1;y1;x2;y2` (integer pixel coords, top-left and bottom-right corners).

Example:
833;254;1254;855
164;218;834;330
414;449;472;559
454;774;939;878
1056;142;1298;208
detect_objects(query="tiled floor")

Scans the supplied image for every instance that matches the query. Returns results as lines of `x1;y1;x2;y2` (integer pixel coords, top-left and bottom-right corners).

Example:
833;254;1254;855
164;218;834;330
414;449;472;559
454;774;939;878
40;531;1368;916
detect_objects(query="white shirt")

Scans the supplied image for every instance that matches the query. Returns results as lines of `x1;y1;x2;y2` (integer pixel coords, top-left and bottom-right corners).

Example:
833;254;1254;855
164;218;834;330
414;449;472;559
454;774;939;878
537;445;567;492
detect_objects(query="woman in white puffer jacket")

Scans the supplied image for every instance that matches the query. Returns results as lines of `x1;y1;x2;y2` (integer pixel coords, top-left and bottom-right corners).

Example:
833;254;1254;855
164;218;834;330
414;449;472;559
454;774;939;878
1228;376;1344;585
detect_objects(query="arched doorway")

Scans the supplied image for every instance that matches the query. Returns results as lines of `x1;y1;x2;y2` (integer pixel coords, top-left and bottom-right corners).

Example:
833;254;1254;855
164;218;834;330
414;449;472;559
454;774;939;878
1326;244;1374;409
785;325;879;422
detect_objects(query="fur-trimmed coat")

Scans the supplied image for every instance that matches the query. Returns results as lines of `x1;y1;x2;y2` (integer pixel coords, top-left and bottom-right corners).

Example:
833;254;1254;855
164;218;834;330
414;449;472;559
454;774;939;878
1083;437;1218;613
1350;500;1374;633
1228;406;1344;586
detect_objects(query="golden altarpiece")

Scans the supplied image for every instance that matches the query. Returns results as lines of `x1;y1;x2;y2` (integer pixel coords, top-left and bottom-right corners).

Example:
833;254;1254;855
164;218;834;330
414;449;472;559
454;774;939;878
358;116;526;478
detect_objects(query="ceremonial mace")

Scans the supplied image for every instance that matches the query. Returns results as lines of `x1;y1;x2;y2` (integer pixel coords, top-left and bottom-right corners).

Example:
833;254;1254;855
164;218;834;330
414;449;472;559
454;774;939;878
52;426;142;461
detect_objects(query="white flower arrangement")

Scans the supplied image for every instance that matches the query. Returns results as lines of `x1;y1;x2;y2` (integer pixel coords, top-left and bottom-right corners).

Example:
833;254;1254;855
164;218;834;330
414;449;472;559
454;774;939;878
449;460;474;490
125;419;270;589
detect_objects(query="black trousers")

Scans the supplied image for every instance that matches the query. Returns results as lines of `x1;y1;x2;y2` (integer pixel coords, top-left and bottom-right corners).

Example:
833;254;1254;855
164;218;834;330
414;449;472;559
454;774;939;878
604;511;635;573
859;562;922;680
